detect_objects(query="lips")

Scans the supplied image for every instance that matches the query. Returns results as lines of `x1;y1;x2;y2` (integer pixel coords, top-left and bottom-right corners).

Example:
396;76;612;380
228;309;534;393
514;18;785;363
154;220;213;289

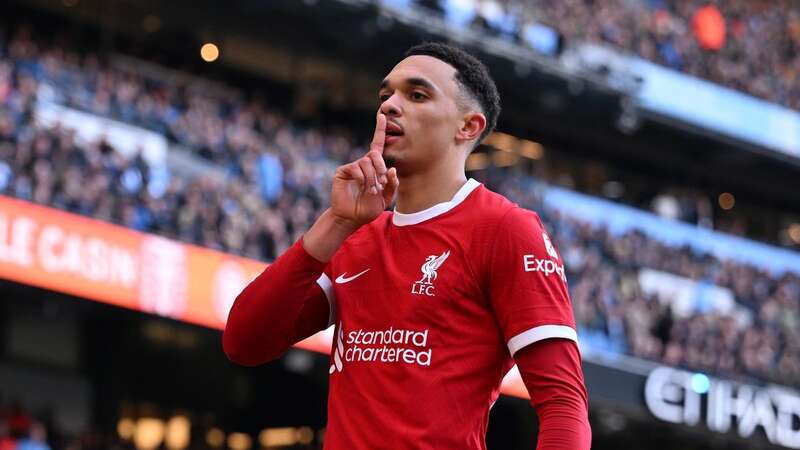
386;121;404;136
385;121;403;146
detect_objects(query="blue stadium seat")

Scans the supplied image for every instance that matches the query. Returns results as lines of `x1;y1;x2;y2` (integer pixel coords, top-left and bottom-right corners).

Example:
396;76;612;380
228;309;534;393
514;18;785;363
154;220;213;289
442;0;476;27
523;23;560;56
381;0;413;9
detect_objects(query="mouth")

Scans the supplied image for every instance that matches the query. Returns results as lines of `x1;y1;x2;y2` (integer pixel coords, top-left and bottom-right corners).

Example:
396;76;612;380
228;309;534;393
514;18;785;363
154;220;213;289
385;121;404;146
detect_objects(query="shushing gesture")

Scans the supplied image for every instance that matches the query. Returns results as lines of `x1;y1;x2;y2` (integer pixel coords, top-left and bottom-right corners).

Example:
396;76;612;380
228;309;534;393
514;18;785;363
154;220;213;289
331;112;399;228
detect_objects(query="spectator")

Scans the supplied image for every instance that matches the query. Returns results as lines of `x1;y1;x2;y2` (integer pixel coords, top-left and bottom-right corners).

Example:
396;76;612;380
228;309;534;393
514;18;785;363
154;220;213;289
7;402;31;440
0;424;16;450
16;423;50;450
1;21;799;390
511;0;800;110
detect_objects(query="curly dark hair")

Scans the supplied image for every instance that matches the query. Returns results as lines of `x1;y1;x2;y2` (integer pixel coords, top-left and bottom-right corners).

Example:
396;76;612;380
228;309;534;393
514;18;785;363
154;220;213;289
405;42;501;145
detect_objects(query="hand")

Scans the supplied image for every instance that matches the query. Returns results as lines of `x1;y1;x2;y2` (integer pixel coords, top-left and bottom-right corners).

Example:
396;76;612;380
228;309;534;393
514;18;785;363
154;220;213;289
330;112;400;228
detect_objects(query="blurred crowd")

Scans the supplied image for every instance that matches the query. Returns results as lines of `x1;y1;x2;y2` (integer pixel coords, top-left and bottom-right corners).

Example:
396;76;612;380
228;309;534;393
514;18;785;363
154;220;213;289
0;399;128;450
498;175;800;386
2;22;800;390
419;0;800;110
545;0;800;110
1;25;360;262
0;396;289;450
0;397;56;450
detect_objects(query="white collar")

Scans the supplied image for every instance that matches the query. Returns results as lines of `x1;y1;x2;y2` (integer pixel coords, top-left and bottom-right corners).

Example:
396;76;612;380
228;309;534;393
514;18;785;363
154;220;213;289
392;178;481;226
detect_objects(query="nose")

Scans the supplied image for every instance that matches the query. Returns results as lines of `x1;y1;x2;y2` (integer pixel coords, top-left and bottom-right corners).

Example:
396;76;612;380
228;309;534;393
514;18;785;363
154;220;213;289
379;93;402;117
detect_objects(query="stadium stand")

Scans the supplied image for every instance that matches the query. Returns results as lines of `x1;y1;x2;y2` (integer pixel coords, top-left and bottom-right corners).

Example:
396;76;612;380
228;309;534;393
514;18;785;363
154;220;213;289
2;23;795;245
2;22;799;394
423;0;800;111
496;174;800;387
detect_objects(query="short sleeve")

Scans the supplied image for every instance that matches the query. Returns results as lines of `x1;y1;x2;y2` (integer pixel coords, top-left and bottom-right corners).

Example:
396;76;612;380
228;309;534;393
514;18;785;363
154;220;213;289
488;208;577;357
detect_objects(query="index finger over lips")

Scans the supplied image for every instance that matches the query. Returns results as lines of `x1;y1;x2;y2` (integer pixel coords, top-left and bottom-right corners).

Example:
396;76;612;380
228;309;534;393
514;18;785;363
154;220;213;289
370;112;387;154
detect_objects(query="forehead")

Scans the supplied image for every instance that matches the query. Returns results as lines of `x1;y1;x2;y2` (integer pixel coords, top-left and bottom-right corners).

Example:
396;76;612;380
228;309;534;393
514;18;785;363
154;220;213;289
383;55;458;95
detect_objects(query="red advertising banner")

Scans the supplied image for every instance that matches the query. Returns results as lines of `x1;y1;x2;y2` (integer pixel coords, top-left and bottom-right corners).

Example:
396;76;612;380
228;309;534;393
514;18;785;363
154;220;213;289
0;195;265;329
0;195;528;399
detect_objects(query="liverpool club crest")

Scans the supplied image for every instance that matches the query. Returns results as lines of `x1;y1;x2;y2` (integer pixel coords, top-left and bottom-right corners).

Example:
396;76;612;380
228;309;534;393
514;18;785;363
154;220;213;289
411;250;450;297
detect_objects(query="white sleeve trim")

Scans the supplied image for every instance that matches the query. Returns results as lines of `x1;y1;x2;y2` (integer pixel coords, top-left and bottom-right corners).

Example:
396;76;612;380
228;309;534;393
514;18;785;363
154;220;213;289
507;324;578;356
316;273;336;327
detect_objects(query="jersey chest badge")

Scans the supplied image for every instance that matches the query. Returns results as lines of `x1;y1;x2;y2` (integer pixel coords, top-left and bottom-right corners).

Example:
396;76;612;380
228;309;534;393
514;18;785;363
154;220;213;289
411;250;450;297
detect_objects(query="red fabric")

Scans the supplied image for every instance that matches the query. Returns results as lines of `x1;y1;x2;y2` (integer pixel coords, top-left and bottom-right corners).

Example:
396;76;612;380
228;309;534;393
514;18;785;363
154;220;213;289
7;413;31;436
223;237;330;366
515;339;592;450
488;207;576;344
320;181;581;450
224;180;588;449
692;4;726;50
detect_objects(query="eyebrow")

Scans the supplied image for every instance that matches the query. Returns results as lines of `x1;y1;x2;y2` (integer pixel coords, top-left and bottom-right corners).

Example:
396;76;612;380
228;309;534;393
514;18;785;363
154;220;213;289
379;77;438;92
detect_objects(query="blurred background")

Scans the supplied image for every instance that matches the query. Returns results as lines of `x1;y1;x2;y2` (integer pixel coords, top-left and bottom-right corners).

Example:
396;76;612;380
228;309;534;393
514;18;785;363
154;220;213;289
1;0;800;449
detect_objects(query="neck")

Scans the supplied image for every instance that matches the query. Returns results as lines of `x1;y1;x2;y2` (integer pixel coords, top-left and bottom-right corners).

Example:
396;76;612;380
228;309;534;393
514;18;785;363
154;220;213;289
395;167;468;214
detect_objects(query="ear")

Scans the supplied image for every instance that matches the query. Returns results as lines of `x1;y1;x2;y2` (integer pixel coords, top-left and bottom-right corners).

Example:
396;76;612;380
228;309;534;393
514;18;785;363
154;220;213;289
455;111;487;145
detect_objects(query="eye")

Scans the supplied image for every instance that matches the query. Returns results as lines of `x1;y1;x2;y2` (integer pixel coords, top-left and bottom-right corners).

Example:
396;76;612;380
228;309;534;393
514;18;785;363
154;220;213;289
410;91;427;101
378;93;391;103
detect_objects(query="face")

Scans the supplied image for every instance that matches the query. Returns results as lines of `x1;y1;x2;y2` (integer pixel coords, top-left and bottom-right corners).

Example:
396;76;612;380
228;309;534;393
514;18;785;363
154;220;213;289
377;55;477;173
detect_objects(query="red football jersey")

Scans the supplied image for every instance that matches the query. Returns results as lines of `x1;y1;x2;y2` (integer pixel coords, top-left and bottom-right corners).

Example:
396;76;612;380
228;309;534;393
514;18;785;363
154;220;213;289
315;179;578;450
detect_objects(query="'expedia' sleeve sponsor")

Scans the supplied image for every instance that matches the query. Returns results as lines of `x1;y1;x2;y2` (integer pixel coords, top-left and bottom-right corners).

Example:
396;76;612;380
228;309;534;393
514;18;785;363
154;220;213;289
487;208;577;356
223;237;330;366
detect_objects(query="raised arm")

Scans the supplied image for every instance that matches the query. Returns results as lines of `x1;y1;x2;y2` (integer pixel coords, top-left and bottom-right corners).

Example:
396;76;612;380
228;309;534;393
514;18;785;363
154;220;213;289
222;235;331;366
223;112;399;366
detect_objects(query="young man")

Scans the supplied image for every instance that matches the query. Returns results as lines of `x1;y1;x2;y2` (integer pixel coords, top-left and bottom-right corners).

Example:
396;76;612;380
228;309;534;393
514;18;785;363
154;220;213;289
223;42;591;449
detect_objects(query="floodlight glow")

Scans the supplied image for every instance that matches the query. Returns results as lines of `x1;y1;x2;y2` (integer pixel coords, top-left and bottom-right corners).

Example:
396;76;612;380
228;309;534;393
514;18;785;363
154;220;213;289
200;43;220;62
690;373;710;394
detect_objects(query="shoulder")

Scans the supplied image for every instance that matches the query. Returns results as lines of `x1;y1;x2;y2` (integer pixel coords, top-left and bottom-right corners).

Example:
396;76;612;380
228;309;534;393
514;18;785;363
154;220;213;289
470;184;544;232
492;207;561;263
470;186;554;254
472;183;517;215
459;186;550;276
458;183;518;229
497;206;547;235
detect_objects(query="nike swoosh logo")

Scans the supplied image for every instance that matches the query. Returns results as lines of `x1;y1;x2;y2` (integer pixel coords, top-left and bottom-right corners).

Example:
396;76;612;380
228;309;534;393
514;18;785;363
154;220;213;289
335;269;370;284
